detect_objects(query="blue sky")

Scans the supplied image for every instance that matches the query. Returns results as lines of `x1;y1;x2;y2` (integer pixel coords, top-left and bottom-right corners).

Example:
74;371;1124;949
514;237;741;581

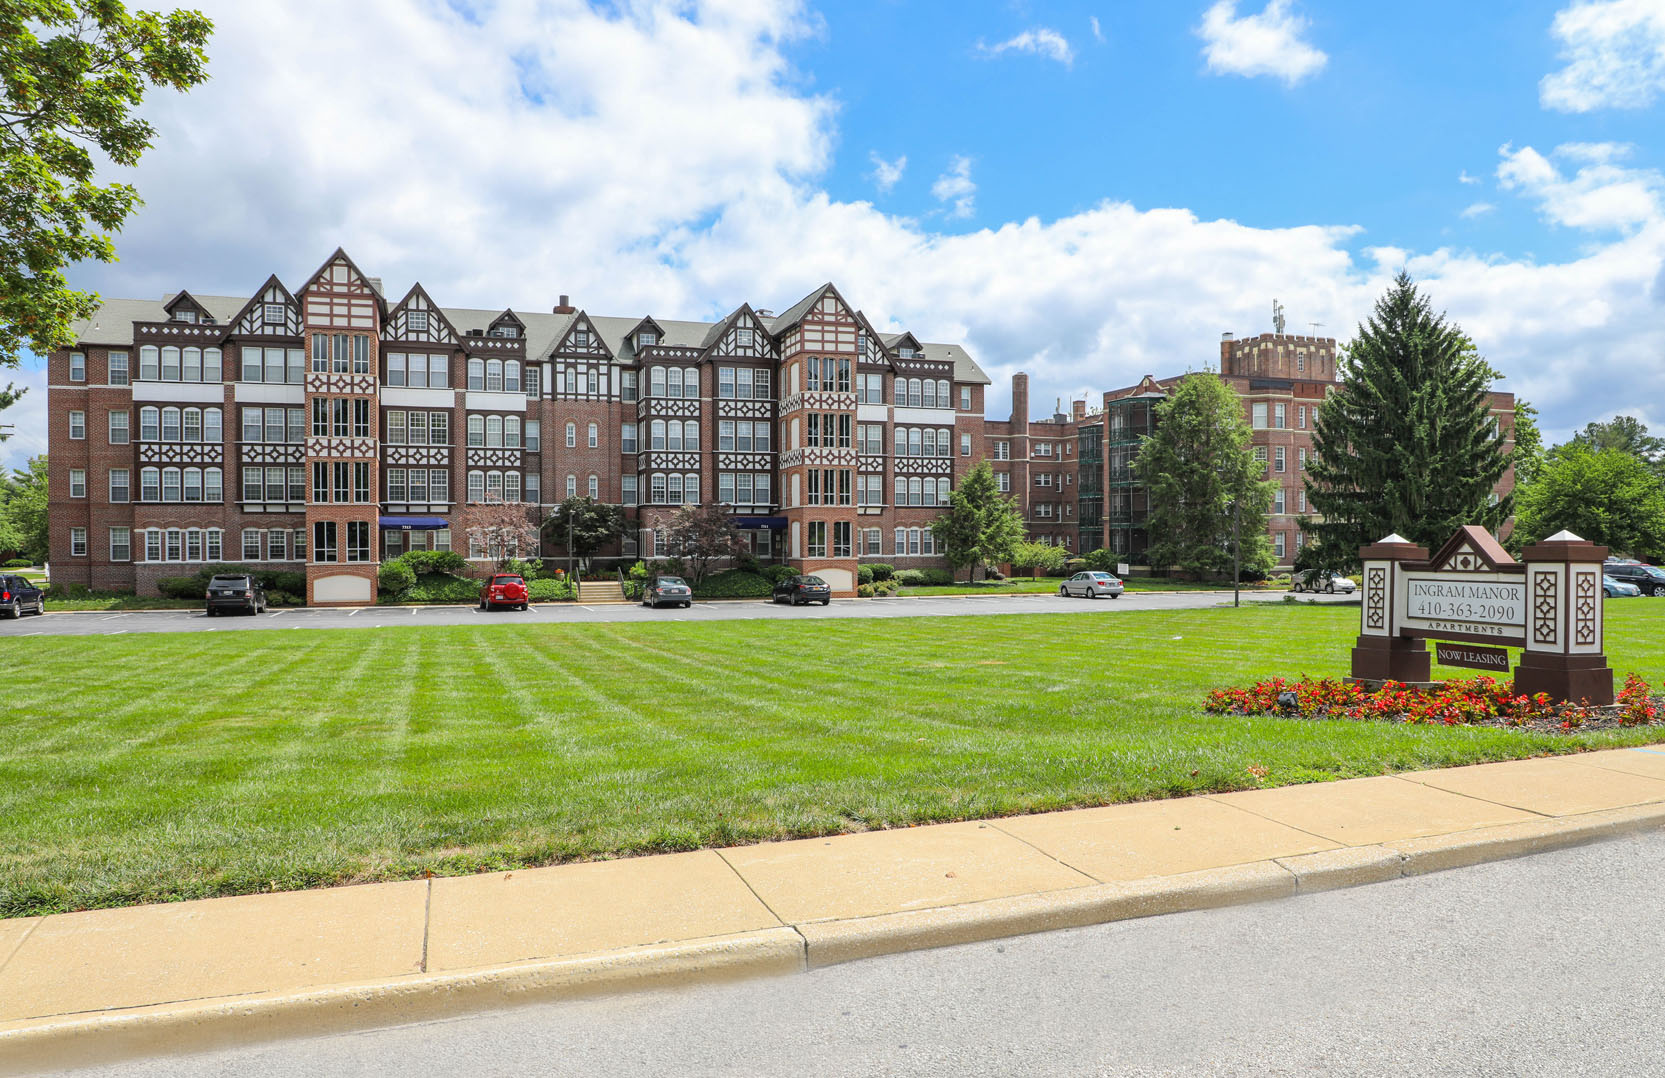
4;0;1665;472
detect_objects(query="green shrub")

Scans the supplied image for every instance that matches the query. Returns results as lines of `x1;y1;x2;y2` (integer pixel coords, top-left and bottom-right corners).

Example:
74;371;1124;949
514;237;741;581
527;577;575;601
894;569;925;586
1082;548;1118;573
398;573;480;604
500;556;543;579
856;564;874;585
866;562;894;581
3;558;30;569
266;590;304;607
856;582;876;597
400;549;467;575
762;564;798;584
874;577;902;596
695;570;772;598
264;570;306;596
378;560;416;596
156;576;204;600
920;569;955;586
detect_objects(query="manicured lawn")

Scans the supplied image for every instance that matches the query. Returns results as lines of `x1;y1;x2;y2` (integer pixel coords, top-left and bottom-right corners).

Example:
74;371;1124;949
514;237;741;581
4;603;1663;917
897;577;1281;596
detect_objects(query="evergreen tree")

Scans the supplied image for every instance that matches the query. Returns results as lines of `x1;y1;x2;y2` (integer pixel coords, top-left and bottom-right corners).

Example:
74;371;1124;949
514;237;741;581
931;460;1024;581
1132;373;1275;580
1303;272;1511;566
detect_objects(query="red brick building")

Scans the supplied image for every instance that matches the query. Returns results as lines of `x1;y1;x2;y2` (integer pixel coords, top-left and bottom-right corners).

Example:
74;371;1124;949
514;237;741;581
45;251;993;601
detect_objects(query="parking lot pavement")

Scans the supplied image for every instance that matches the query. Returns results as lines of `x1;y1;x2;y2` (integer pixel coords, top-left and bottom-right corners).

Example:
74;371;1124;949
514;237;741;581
0;590;1357;638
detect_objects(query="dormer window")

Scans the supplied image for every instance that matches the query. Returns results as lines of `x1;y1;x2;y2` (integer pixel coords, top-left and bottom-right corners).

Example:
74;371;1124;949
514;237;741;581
638;331;657;348
489;324;518;339
174;309;197;324
408;310;429;333
898;346;916;359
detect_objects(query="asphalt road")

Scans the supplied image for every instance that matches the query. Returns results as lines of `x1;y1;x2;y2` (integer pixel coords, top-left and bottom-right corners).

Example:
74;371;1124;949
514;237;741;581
1;590;1356;637
56;831;1665;1077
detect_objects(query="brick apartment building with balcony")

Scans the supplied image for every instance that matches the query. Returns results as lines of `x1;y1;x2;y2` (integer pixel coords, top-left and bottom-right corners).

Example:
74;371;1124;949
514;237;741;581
994;331;1517;569
45;250;996;603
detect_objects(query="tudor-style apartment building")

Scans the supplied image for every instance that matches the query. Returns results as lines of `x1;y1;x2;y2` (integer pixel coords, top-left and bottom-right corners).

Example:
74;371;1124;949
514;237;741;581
46;249;992;603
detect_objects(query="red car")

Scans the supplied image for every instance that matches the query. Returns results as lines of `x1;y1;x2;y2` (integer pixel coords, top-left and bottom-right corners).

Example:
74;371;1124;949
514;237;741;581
479;573;529;611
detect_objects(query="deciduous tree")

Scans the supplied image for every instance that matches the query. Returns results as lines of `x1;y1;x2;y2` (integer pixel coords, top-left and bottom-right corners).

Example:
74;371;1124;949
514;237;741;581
931;460;1024;581
1514;443;1665;561
545;496;625;567
1303;272;1512;567
1;1;214;416
464;498;541;570
1009;540;1067;576
664;502;742;585
1570;415;1665;477
1132;372;1275;580
0;455;49;562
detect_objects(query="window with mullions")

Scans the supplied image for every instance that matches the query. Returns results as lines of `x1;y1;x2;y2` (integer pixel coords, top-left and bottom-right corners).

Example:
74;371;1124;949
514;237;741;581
832;521;852;558
346;521;371;562
807;521;827;558
313;521;337;562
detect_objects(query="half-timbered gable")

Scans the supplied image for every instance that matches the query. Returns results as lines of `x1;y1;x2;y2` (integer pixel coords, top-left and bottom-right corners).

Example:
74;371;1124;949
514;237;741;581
700;305;780;365
297;249;385;333
384;284;460;346
228;276;303;339
547;312;614;401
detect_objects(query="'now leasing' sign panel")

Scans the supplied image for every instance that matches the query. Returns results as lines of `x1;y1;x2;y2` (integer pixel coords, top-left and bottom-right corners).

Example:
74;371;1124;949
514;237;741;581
1399;573;1526;643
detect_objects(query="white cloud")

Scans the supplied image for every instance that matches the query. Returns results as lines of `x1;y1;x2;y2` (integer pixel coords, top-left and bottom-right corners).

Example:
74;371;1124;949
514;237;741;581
7;0;1665;473
868;152;906;194
1459;170;1482;185
1496;142;1663;232
1195;0;1327;86
931;156;977;219
1090;15;1105;43
975;28;1074;67
1460;202;1497;219
1541;0;1665;112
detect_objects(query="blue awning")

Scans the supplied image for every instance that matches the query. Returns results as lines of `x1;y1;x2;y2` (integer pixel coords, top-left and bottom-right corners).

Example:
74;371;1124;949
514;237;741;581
731;516;788;530
379;516;449;530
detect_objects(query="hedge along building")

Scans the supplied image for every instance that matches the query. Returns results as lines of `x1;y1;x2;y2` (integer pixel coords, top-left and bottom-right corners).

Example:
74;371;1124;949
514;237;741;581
44;250;994;603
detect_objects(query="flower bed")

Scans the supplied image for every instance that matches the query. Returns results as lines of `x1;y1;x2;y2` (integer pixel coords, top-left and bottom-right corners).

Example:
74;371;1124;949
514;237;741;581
1205;673;1662;733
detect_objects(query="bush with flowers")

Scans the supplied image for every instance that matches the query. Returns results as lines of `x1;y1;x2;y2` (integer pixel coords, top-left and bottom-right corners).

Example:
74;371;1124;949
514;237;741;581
1204;673;1662;732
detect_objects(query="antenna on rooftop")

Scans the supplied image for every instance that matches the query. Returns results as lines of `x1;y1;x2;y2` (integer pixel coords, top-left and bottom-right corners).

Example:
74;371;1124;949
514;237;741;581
1308;321;1325;336
1272;300;1286;335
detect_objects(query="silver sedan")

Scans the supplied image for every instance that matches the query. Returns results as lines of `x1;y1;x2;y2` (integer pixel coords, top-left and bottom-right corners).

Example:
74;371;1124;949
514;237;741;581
1058;571;1124;599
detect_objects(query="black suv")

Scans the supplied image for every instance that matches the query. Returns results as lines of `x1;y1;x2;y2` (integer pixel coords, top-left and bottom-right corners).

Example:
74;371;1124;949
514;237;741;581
1603;563;1665;596
0;574;45;619
205;574;267;616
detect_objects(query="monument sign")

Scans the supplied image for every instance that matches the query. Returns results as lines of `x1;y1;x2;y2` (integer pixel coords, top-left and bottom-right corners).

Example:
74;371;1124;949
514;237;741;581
1350;525;1614;704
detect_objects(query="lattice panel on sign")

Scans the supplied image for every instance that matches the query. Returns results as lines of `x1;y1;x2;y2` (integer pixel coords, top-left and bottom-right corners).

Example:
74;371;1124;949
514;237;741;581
1532;570;1559;646
1365;567;1386;629
1574;571;1598;646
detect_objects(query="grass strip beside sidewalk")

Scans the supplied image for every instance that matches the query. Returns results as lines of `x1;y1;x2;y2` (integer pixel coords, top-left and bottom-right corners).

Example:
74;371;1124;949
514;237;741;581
3;603;1662;917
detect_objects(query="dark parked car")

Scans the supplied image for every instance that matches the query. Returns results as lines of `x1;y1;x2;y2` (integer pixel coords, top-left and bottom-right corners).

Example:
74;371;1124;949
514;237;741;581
479;573;529;611
1602;563;1665;596
0;574;45;618
773;574;832;606
642;575;692;609
205;574;266;616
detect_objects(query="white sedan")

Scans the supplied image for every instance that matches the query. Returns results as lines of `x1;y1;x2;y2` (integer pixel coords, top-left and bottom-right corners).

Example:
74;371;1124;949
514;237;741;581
1059;571;1125;599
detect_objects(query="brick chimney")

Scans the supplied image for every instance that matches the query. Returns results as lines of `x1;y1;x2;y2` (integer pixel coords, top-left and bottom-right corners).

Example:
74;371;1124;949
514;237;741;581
1072;399;1086;423
1220;331;1235;375
1011;372;1029;429
553;294;576;314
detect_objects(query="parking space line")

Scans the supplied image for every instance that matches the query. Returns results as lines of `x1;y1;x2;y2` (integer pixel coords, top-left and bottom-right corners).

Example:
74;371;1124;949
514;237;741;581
99;613;128;621
106;630;127;635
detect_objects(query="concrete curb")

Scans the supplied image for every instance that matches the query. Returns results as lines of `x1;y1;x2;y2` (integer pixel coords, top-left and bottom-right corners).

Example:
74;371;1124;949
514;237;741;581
8;804;1665;1074
0;929;806;1077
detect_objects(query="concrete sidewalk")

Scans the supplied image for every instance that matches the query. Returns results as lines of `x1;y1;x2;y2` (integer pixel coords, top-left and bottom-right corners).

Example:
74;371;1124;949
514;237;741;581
8;748;1665;1074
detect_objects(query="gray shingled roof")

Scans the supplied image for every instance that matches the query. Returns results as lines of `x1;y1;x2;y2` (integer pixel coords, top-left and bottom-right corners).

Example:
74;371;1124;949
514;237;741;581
69;294;248;346
71;289;989;384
